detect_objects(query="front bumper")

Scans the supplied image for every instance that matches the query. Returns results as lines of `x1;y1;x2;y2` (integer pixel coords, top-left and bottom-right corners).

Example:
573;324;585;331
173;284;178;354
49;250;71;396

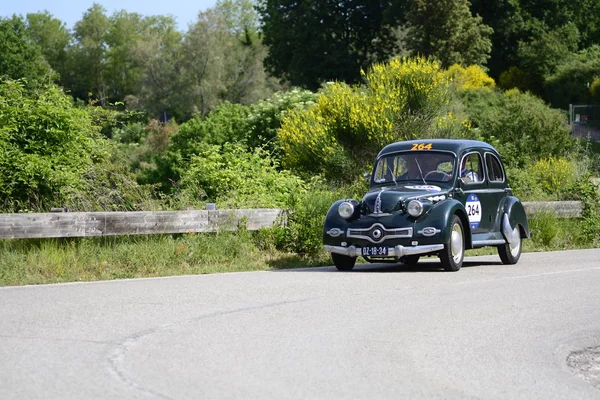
324;244;444;258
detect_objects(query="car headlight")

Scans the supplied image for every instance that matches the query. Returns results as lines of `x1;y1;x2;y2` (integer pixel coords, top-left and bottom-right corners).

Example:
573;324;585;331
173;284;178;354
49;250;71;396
407;199;424;217
338;201;355;219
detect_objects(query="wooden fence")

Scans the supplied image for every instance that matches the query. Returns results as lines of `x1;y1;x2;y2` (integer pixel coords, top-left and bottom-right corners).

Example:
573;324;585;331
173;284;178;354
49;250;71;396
0;201;583;240
0;209;284;239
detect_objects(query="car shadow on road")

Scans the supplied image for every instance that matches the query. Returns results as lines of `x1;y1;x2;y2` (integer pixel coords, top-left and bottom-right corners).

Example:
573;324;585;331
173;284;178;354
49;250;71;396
269;258;502;273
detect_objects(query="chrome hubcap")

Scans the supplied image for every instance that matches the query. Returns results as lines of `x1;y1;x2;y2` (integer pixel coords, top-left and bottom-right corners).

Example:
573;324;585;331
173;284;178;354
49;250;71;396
509;227;521;257
450;223;464;263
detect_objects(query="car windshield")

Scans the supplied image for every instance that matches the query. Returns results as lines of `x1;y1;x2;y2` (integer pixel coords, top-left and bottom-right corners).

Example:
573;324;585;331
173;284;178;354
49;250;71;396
373;151;456;185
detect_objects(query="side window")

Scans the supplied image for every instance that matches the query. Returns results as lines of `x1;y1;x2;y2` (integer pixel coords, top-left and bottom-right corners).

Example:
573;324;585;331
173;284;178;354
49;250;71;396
485;153;505;182
460;153;483;184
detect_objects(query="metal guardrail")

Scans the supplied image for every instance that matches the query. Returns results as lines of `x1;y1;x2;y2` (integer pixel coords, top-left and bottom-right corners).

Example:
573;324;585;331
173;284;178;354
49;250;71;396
522;201;582;218
0;202;583;240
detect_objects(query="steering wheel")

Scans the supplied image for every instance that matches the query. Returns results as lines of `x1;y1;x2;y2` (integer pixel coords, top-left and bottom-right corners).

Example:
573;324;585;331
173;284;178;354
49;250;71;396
424;170;451;181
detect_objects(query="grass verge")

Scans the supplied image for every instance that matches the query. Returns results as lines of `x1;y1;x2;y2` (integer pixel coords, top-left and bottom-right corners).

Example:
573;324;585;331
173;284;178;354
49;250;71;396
0;231;331;286
1;214;597;286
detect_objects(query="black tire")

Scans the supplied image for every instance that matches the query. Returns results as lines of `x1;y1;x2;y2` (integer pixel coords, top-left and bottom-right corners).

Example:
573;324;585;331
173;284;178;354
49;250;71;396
498;235;522;265
439;215;465;272
332;253;357;271
401;255;420;266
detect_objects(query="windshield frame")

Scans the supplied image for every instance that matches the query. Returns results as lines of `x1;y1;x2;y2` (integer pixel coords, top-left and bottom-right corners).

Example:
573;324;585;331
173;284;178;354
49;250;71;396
370;150;458;188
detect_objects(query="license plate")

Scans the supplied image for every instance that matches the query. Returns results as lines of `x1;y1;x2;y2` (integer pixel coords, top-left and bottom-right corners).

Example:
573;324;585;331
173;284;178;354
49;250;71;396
361;246;388;257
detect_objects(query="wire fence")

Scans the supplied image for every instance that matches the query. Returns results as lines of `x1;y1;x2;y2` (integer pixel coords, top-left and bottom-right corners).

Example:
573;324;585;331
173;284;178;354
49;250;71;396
569;104;600;141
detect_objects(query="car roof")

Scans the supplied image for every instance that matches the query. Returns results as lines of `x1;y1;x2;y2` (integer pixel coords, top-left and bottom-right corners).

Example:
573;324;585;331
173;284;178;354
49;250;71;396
377;139;499;158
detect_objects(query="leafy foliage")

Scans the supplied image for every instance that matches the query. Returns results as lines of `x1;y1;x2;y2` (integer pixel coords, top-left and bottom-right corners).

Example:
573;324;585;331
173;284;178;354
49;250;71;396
257;0;403;90
445;64;496;92
145;91;318;193
544;45;600;109
246;89;317;151
516;22;579;93
570;177;600;245
177;143;306;208
0;80;105;211
67;4;111;104
278;57;455;181
460;88;573;167
471;0;600;95
177;1;273;118
405;0;493;67
25;12;71;80
0;16;56;84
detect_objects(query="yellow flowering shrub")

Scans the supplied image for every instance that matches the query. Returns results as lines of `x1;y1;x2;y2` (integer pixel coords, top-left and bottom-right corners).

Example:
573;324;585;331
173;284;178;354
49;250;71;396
435;111;473;138
530;157;577;197
445;64;495;92
278;57;453;180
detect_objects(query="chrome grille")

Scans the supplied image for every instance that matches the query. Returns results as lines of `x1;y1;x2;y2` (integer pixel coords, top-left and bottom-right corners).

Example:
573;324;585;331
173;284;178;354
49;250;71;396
347;223;413;244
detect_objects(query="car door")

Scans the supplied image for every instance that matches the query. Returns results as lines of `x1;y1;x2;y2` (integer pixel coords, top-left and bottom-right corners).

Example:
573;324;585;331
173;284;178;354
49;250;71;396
456;150;496;234
484;152;509;233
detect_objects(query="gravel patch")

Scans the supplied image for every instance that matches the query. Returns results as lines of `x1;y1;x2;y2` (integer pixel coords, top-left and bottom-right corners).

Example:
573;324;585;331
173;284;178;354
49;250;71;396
567;346;600;389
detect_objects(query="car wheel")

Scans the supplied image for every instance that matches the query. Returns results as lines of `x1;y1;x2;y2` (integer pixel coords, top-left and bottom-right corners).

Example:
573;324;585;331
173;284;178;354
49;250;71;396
497;234;522;265
401;255;420;266
332;253;356;271
439;215;464;272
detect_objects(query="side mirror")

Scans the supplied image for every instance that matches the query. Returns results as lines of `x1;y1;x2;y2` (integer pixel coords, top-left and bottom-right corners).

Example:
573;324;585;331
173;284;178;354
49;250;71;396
363;172;371;181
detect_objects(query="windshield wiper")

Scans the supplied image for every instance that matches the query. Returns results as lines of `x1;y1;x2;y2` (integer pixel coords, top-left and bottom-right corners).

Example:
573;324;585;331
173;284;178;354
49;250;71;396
387;165;398;186
414;159;427;184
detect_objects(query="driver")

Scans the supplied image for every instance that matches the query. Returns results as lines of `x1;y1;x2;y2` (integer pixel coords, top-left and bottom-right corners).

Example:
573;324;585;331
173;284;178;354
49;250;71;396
397;156;422;180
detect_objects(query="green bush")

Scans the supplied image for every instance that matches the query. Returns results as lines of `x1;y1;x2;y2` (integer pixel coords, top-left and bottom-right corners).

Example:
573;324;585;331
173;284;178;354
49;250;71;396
570;176;600;245
272;178;368;256
246;89;317;152
148;92;317;194
177;142;306;208
0;80;106;212
63;144;160;212
529;211;560;248
273;184;340;255
173;102;249;155
461;88;574;168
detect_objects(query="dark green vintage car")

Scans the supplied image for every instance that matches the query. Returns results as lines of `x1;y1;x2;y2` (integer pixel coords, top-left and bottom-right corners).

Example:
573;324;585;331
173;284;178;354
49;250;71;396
323;139;531;271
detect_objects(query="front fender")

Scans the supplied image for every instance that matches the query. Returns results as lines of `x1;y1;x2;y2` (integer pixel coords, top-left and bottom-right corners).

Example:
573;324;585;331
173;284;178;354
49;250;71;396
323;200;350;244
499;196;531;239
415;199;471;248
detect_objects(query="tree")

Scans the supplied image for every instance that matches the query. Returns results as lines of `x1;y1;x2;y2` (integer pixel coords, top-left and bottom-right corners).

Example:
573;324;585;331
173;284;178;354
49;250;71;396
130;15;183;119
544;45;600;109
175;0;273;117
469;0;525;79
470;0;600;87
257;0;403;90
104;11;147;104
25;12;71;82
516;22;579;93
405;0;493;67
66;3;111;103
0;16;55;83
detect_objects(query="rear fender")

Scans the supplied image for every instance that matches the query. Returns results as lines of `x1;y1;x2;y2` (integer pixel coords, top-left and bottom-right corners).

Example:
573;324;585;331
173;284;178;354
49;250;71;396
500;197;531;239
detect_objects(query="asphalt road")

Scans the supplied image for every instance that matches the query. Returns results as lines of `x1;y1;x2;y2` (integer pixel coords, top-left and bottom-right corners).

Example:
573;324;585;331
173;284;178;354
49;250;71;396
1;249;600;400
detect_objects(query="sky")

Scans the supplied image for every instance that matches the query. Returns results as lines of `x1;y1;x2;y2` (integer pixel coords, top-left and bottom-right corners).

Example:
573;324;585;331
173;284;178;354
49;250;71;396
2;0;217;30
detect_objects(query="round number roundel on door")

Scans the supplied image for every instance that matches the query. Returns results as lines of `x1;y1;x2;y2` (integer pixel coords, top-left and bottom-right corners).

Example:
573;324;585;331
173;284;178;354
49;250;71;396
465;194;482;229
